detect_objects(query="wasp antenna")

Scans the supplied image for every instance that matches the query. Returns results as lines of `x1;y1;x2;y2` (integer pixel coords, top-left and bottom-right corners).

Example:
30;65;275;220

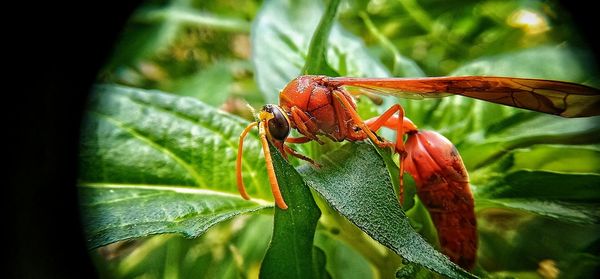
245;103;258;121
259;121;288;209
237;122;258;200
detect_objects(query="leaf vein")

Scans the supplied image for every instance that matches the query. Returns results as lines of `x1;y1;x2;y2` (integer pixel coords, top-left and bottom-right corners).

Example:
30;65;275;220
91;111;208;188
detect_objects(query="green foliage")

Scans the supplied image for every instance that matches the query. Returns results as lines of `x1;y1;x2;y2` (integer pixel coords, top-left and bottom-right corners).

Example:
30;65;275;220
80;0;600;278
81;184;271;248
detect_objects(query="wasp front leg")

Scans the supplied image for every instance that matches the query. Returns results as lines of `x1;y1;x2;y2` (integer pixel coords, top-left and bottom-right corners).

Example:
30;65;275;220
290;106;323;144
283;144;321;168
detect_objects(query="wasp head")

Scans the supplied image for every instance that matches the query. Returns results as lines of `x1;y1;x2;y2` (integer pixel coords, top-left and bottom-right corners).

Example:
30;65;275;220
259;104;291;141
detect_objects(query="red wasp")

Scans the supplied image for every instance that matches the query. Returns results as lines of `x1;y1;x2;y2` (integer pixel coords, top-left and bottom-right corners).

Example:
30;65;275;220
236;75;600;269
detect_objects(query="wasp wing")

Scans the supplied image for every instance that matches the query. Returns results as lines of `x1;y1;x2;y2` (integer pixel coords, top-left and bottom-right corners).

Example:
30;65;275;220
329;76;600;118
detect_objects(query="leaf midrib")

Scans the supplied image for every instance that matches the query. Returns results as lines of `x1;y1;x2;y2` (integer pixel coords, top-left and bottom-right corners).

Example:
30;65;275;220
123;93;266;196
79;182;273;206
91;110;208;188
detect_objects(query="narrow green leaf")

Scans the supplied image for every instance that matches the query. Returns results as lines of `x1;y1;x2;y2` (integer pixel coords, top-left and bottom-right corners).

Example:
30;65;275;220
477;198;600;224
302;0;340;75
80;184;271;248
300;142;476;279
259;144;321;279
472;144;600;202
471;145;600;224
460;115;600;169
312;246;332;279
478;171;600;201
502;144;600;173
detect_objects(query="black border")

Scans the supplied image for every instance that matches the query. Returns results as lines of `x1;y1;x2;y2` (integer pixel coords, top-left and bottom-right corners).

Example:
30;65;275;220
8;1;141;278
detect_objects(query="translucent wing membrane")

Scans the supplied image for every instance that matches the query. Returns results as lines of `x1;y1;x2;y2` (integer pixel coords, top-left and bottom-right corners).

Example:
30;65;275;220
343;86;450;100
329;76;600;117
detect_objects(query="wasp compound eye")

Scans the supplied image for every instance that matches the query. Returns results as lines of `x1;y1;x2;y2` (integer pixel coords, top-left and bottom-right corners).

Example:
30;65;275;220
263;105;290;141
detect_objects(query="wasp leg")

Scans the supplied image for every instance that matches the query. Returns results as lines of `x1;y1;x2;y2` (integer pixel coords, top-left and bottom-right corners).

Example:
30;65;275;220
332;90;393;149
286;136;312;144
290;106;324;144
283;144;321;168
363;105;411;204
331;92;350;139
365;111;420;203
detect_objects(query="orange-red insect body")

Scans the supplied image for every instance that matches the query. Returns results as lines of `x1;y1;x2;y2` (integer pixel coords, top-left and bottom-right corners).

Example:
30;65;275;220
279;75;364;142
236;75;600;270
404;130;477;270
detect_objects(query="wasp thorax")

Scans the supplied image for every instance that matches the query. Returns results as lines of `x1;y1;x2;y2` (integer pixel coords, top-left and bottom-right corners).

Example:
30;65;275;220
260;104;290;141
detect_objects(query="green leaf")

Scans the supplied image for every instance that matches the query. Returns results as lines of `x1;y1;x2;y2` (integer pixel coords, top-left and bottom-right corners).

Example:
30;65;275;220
252;0;389;103
80;84;270;199
259;144;321;279
300;142;476;279
136;6;251;33
479;171;600;201
80;184;271;249
312;246;332;279
497;144;600;173
79;85;275;247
